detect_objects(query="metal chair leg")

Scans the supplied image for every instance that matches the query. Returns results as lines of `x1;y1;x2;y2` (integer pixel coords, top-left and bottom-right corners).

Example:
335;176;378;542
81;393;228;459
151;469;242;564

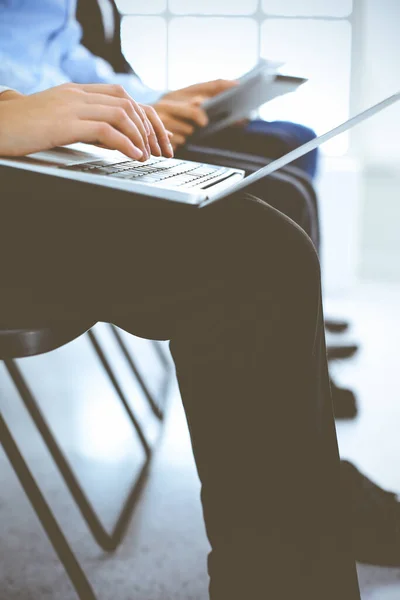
109;325;169;421
0;413;97;600
87;329;152;454
5;358;151;552
150;341;173;416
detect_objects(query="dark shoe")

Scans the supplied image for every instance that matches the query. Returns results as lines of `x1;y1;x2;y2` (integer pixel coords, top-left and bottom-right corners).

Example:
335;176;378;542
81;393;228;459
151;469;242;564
325;318;350;333
331;378;358;419
327;343;359;361
341;460;400;567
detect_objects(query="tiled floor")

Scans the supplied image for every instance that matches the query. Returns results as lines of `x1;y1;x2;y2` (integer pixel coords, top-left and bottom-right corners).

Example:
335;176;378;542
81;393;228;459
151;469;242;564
1;283;400;599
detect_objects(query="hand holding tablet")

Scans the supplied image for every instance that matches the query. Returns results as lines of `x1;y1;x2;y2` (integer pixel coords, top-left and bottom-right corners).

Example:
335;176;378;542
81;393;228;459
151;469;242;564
194;59;307;139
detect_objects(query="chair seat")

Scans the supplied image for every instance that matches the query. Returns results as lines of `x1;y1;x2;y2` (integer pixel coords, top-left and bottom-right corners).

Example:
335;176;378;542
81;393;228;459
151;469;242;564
0;321;96;359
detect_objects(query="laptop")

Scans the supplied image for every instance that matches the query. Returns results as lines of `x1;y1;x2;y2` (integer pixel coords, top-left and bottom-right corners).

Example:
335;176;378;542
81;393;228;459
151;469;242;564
0;92;398;207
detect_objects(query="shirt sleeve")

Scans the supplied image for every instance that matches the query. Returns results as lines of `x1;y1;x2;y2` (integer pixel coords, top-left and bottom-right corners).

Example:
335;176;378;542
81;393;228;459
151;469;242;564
61;43;165;105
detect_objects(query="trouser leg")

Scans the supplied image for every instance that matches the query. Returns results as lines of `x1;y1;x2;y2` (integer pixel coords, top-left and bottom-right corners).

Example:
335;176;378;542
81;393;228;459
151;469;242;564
245;120;319;178
246;171;319;250
1;169;359;598
178;145;321;251
195;120;319;178
166;196;359;599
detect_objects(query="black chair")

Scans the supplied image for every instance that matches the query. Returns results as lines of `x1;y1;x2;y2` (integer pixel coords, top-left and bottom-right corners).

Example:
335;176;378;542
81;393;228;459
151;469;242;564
0;322;172;599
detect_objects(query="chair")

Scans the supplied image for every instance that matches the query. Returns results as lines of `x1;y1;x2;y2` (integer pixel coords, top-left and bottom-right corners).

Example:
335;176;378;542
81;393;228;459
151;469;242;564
0;322;172;599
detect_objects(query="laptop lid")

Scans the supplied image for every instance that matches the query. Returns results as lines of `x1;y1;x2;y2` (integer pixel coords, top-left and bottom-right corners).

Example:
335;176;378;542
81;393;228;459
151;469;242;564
205;91;400;205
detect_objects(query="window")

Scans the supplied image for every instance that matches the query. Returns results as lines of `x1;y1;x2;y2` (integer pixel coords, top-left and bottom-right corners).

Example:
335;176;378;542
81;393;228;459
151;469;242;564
260;19;352;154
121;17;167;90
169;0;258;15
262;0;353;17
119;0;355;154
168;18;259;88
116;1;167;14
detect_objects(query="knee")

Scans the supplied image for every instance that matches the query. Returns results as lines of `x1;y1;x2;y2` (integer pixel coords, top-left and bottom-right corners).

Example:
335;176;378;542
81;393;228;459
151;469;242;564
205;192;321;289
294;124;317;145
274;121;317;145
254;194;321;291
248;174;316;241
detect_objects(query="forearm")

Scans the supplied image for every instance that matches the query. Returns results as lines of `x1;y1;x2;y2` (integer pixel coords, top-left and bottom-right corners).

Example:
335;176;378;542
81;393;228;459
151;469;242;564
0;83;172;159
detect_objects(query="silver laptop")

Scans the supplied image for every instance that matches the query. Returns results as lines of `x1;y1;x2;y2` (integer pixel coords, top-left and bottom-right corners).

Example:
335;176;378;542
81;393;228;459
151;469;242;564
0;92;398;206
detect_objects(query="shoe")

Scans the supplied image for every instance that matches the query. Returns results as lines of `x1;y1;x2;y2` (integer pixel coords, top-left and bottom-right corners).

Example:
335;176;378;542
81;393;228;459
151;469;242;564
331;378;358;419
327;343;359;361
325;319;350;333
341;460;400;567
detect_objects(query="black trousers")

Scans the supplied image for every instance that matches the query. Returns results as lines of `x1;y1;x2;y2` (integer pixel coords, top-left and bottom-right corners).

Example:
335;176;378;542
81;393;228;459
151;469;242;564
179;144;321;252
1;166;360;599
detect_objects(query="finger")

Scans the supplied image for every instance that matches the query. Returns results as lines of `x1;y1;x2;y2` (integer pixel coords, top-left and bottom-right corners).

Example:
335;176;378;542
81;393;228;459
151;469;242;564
136;103;152;156
171;133;186;148
83;93;150;157
200;79;238;96
73;83;140;100
190;95;207;106
75;83;152;156
163;102;208;128
77;105;149;160
84;93;149;138
141;113;162;157
74;120;143;159
132;100;151;158
142;105;174;158
160;116;195;137
137;104;151;135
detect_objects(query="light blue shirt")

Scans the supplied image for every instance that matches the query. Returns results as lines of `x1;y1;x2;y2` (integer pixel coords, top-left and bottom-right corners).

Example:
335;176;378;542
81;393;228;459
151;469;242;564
0;0;163;103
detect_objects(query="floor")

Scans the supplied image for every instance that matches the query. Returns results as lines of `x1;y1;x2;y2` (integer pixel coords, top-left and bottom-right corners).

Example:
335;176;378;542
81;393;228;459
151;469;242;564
327;282;400;600
1;282;400;599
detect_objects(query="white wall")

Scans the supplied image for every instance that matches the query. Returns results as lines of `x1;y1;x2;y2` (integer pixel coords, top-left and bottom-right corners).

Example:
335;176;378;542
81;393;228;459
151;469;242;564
353;0;400;165
317;156;362;296
353;0;400;281
359;168;400;281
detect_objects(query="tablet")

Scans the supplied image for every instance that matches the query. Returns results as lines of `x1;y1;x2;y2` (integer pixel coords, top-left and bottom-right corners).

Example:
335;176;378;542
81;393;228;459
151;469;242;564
193;60;307;139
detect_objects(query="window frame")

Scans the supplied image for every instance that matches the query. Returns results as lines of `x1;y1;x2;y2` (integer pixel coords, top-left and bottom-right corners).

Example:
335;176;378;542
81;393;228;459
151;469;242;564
118;0;363;155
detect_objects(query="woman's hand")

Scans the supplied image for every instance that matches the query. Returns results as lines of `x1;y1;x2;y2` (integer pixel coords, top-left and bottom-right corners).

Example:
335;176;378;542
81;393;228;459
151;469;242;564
0;83;174;160
163;79;237;103
152;97;209;150
153;79;238;150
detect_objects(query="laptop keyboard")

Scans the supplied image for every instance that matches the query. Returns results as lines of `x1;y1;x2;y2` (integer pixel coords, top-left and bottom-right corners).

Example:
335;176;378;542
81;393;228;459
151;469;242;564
65;157;230;189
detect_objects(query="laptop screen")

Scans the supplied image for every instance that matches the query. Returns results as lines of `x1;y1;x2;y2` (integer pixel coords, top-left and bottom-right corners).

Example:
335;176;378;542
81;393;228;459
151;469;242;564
224;91;400;199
